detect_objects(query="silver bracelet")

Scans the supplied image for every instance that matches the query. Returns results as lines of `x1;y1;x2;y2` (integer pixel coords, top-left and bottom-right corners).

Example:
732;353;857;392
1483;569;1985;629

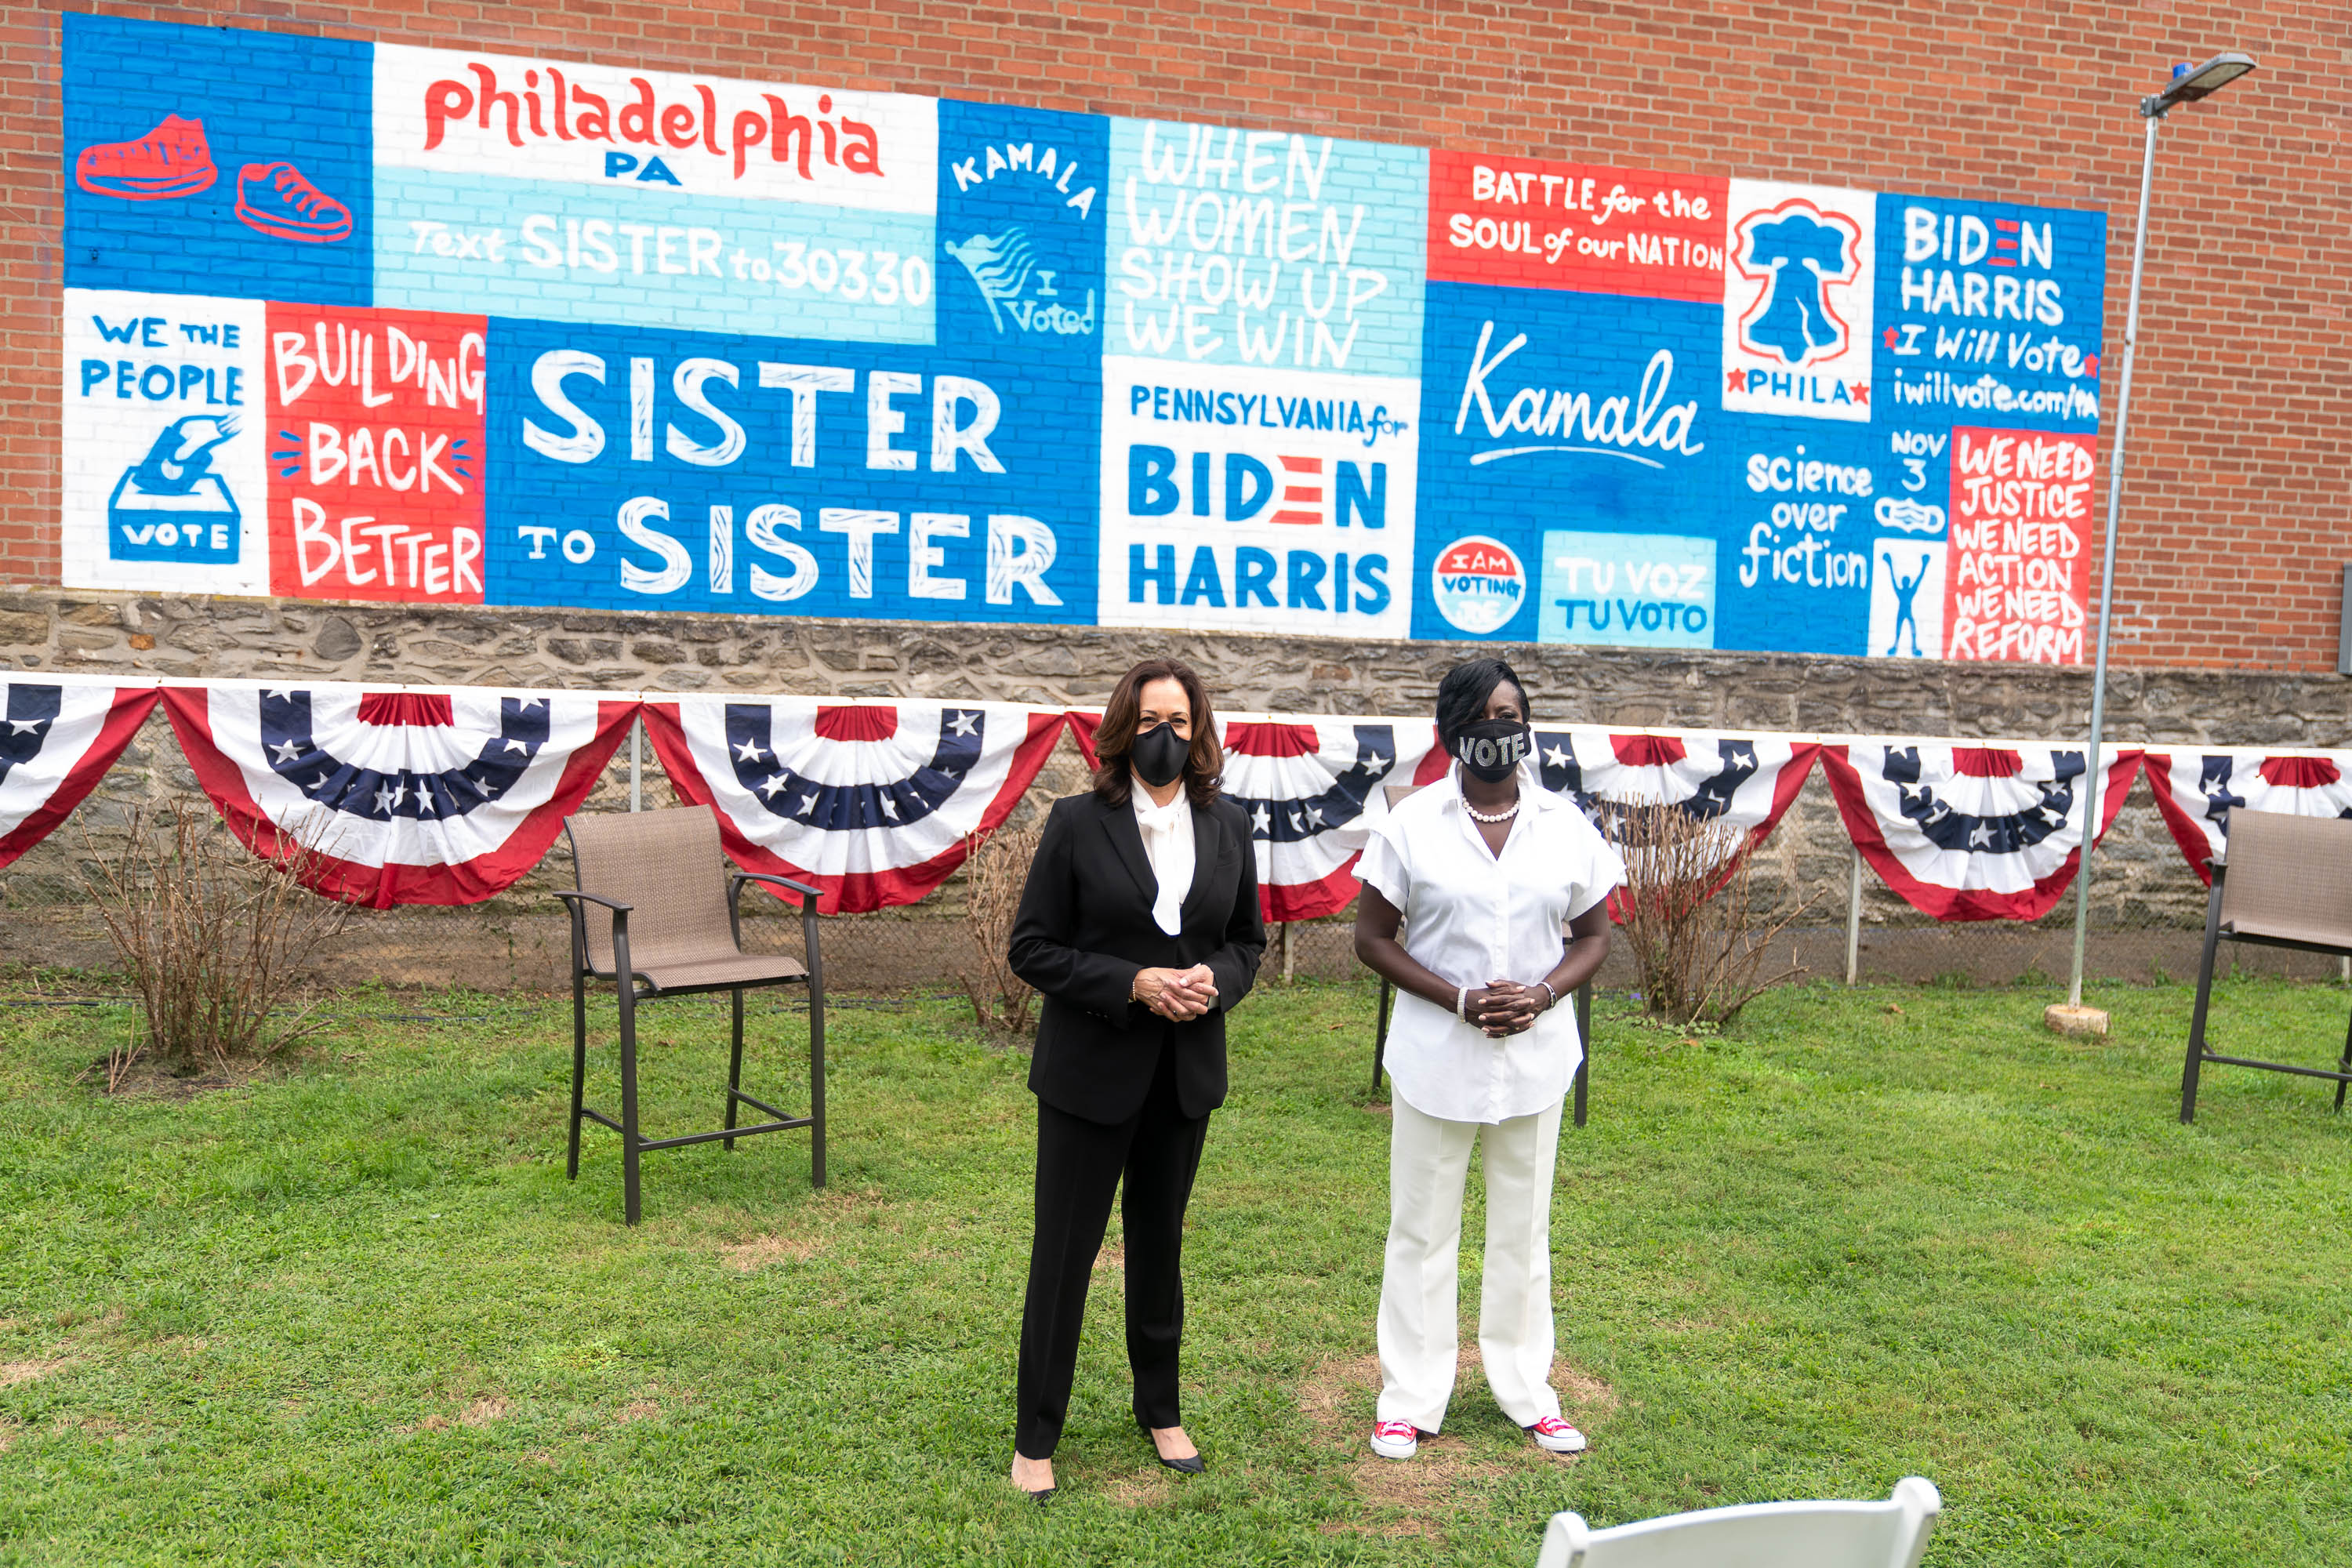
1536;980;1559;1011
1457;985;1470;1022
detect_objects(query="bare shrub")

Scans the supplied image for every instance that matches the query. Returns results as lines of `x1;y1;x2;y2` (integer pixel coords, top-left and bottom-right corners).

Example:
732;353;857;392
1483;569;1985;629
79;801;351;1086
1605;801;1811;1028
958;824;1040;1038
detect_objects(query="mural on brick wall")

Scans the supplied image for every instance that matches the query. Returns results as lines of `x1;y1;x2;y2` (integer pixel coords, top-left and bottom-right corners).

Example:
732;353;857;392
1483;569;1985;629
58;14;2108;662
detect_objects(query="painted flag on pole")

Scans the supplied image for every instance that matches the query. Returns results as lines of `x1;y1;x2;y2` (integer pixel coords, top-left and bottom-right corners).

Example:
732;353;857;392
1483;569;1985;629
2143;748;2352;884
1069;710;1442;921
162;682;637;906
1823;741;2143;921
0;675;162;868
641;698;1068;913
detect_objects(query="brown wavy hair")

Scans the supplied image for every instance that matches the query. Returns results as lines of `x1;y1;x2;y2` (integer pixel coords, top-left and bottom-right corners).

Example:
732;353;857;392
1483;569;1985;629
1091;659;1222;810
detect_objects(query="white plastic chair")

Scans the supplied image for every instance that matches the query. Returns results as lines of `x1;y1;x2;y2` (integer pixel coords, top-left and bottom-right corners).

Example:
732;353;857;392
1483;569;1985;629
1537;1476;1940;1567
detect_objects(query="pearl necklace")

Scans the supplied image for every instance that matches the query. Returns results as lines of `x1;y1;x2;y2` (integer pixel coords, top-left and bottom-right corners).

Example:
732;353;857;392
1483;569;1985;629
1462;796;1520;824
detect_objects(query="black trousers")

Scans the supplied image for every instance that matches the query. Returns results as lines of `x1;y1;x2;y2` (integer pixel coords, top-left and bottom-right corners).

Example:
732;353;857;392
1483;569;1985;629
1014;1043;1210;1459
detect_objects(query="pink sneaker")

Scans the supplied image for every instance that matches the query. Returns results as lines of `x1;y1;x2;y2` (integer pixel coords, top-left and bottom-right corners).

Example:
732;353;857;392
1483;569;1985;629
1369;1419;1425;1459
76;114;217;201
235;162;353;244
1526;1415;1588;1454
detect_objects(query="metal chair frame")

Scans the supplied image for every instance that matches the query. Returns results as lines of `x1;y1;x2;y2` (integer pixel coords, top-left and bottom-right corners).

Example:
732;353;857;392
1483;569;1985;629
2180;854;2352;1124
554;822;826;1225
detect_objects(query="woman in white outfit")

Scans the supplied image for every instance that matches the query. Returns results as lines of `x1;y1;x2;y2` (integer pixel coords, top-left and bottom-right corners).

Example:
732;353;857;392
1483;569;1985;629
1352;658;1624;1460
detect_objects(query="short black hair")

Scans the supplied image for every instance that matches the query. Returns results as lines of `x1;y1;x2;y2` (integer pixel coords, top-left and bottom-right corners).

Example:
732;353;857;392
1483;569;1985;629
1434;658;1530;752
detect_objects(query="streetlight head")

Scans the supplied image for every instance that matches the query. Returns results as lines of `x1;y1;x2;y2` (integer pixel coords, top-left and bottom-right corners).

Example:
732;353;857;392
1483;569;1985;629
2143;51;2257;115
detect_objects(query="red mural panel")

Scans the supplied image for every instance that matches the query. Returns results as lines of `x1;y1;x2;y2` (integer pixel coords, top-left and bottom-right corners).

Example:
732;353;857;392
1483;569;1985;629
265;305;487;603
1941;426;2096;666
1426;151;1729;302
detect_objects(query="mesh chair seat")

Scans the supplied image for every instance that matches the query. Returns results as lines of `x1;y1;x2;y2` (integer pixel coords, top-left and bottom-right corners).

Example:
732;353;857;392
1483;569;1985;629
633;952;808;993
2182;808;2352;1121
2222;912;2352;948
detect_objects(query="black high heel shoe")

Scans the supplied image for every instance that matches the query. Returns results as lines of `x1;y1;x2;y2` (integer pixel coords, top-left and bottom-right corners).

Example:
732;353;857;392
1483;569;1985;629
1138;1417;1206;1475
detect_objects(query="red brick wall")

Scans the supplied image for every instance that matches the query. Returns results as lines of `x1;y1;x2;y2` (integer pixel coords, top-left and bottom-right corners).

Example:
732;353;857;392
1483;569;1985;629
6;1;2343;670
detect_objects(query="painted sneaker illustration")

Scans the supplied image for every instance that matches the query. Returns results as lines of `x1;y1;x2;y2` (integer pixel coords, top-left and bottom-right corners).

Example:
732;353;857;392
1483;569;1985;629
235;162;353;244
74;114;217;200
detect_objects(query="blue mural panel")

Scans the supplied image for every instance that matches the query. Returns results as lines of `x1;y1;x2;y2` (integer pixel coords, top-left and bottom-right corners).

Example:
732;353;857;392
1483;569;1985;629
483;318;1098;625
64;14;374;306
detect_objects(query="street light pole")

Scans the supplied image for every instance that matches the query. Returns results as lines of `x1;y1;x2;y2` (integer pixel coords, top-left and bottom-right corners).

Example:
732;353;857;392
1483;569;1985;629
2064;111;2159;1012
2059;53;2256;1024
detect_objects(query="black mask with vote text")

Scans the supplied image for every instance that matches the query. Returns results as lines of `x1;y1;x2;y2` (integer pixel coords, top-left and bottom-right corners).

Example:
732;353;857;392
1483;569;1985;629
1131;721;1190;789
1454;718;1531;783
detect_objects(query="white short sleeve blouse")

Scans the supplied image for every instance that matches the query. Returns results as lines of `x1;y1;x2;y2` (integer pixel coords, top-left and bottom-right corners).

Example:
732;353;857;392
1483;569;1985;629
1358;762;1627;1125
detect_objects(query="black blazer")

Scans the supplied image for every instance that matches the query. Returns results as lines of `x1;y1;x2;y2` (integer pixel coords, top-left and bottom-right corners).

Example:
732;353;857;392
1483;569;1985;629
1008;790;1266;1124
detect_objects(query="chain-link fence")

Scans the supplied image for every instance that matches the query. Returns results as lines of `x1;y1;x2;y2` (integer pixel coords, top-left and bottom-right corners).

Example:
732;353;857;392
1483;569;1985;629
3;710;2340;997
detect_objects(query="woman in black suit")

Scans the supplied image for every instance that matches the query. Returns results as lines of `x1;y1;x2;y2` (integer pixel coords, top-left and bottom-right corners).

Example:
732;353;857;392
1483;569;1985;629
1005;658;1265;1502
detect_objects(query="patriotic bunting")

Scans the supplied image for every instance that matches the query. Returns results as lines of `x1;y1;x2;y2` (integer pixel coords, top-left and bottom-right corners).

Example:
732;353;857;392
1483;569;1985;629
1823;741;2143;921
1222;716;1441;920
162;682;637;907
1069;709;1443;920
2143;748;2352;884
1410;727;1820;844
0;675;161;868
641;698;1068;913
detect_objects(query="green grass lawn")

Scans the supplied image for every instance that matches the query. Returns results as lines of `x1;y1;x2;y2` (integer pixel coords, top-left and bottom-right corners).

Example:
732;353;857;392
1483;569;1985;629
0;974;2347;1566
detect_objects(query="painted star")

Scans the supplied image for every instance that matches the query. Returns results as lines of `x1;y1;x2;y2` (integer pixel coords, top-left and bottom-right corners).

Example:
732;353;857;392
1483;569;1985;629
7;717;45;735
1969;822;1994;848
1250;803;1272;835
735;737;768;764
757;773;789;800
269;737;305;764
1726;367;1747;393
1542;743;1572;770
946;710;979;737
795;791;819;818
1882;327;1900;348
1850;382;1870;406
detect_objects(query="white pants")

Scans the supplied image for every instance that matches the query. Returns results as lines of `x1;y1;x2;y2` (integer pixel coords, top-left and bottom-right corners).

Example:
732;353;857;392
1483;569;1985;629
1375;1091;1564;1433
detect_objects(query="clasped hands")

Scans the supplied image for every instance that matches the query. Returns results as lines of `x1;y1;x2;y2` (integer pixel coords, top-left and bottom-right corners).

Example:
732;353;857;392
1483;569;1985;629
1463;979;1555;1038
1133;963;1218;1021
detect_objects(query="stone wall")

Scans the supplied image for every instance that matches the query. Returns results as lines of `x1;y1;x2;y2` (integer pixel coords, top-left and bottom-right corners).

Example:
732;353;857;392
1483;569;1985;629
5;586;2347;995
7;586;2352;742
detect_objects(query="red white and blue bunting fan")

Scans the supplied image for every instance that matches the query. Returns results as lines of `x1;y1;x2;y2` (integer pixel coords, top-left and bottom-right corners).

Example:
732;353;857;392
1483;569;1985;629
1067;710;1441;920
2143;747;2352;885
1822;742;2144;921
162;682;637;907
0;675;162;868
1503;728;1818;848
1221;717;1440;920
641;698;1068;913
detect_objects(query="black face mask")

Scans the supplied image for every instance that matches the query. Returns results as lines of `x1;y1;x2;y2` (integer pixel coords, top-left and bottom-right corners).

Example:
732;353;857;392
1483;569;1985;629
1131;721;1190;789
1454;718;1531;783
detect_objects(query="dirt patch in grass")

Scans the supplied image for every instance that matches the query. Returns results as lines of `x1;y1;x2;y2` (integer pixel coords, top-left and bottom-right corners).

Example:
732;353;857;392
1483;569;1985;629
0;1358;74;1390
614;1399;662;1424
720;1233;820;1271
78;1054;279;1101
1298;1347;1617;1541
459;1395;510;1427
1093;1242;1124;1275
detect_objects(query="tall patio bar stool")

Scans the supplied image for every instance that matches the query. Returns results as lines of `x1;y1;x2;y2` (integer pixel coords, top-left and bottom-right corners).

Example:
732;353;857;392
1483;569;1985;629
2180;808;2352;1123
1367;781;1595;1127
554;804;826;1224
